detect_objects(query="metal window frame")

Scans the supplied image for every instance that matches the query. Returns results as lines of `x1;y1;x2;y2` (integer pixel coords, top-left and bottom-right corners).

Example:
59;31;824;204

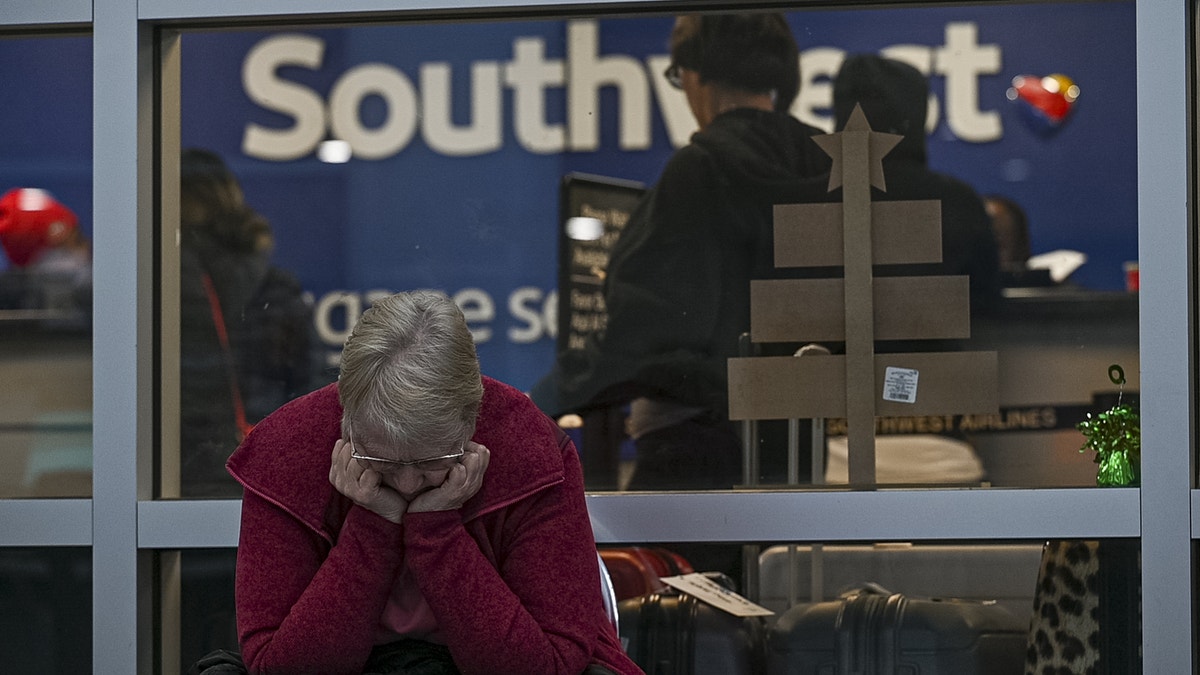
0;0;1192;672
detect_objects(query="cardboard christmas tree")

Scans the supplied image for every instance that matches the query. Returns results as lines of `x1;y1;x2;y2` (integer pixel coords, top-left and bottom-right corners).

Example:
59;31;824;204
727;105;998;486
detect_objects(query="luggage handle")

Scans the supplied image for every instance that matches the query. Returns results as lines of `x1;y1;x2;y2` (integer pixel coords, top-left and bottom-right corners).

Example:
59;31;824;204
834;585;907;674
838;582;895;599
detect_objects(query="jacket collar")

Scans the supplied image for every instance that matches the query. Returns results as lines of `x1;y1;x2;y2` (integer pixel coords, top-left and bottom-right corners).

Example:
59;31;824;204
227;377;567;542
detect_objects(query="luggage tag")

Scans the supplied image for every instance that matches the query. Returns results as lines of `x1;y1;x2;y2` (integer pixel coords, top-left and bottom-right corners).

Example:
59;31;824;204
661;573;775;617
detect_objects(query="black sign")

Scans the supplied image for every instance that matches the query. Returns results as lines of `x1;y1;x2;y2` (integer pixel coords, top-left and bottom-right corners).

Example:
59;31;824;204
556;173;645;355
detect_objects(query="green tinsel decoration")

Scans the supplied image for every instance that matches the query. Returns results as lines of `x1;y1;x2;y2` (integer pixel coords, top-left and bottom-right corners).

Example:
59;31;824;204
1077;406;1141;486
1076;364;1141;487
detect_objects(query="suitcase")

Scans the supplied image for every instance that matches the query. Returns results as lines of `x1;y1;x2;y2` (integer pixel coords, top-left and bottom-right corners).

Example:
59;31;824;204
619;589;766;675
600;546;694;602
766;587;1027;674
757;543;1042;621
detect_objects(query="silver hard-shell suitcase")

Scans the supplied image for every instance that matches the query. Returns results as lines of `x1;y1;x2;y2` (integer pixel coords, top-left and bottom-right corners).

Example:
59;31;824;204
757;542;1043;621
766;587;1027;675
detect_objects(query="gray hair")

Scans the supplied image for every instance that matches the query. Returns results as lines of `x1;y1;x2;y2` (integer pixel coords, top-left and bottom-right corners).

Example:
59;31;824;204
338;290;483;448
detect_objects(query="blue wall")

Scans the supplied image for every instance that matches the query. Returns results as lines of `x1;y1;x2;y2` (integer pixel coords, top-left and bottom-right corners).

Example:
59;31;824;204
0;2;1137;389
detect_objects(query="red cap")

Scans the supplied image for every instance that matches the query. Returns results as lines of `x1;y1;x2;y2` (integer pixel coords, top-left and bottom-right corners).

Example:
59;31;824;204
0;188;79;267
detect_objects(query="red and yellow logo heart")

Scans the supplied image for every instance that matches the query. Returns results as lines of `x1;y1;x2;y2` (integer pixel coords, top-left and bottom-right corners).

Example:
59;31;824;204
1007;74;1079;131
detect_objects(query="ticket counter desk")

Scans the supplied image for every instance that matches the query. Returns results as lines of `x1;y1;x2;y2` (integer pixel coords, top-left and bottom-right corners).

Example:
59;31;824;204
967;287;1138;488
818;286;1139;489
581;285;1139;491
0;310;92;498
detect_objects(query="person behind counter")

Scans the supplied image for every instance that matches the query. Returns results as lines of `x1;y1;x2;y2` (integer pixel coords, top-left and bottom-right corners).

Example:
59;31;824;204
984;195;1031;273
224;290;640;675
832;54;1001;314
531;13;831;491
825;54;999;485
984;194;1059;288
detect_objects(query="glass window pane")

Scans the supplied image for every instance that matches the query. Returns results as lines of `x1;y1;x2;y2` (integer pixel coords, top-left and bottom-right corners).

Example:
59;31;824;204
171;2;1137;496
598;539;1141;673
178;548;238;672
0;547;92;672
161;2;1145;672
0;34;93;499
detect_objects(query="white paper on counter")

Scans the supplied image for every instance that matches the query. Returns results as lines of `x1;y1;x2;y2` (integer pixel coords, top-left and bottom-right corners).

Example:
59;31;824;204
1026;249;1087;283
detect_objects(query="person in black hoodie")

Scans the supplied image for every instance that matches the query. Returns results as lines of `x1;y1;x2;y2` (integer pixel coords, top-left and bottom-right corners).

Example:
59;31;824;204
832;54;1001;316
533;14;830;492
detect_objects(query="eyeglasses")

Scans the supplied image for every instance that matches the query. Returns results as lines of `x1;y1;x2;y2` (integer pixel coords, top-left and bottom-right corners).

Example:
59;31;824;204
348;430;465;471
664;64;683;90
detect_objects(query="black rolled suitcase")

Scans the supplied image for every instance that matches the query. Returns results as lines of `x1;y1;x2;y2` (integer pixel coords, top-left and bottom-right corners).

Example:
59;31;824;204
766;586;1027;674
618;589;766;675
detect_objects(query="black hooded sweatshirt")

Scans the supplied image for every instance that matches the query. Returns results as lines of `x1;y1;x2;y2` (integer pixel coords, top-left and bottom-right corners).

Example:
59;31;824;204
537;107;830;418
832;54;1001;317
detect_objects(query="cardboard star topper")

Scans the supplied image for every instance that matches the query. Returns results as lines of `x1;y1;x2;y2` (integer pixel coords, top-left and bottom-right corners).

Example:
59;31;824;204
812;104;903;192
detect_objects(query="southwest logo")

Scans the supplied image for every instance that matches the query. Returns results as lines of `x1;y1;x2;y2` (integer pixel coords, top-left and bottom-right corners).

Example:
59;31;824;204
1007;74;1079;133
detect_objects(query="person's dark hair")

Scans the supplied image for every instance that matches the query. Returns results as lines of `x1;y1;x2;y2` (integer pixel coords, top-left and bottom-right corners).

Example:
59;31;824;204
180;148;273;254
984;195;1032;267
669;13;801;112
832;54;929;162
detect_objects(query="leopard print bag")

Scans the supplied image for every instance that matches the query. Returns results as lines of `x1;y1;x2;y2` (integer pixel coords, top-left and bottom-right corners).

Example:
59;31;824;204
1024;540;1141;675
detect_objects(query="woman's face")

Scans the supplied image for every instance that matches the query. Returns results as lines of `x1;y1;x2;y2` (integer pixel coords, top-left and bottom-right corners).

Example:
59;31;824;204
348;426;466;501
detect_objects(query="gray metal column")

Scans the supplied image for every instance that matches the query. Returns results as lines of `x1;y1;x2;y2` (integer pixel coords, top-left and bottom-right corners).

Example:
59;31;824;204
93;1;156;672
1136;0;1195;671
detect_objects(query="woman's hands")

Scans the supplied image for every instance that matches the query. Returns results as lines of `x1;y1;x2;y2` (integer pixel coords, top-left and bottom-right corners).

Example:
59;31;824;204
330;438;409;523
329;438;490;524
408;441;490;513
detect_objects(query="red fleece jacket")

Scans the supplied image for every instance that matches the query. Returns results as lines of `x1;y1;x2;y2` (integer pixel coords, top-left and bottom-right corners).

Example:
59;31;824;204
227;378;642;675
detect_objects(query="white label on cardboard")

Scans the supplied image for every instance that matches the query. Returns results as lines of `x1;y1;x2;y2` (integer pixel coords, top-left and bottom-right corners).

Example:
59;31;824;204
882;366;919;403
660;574;775;617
